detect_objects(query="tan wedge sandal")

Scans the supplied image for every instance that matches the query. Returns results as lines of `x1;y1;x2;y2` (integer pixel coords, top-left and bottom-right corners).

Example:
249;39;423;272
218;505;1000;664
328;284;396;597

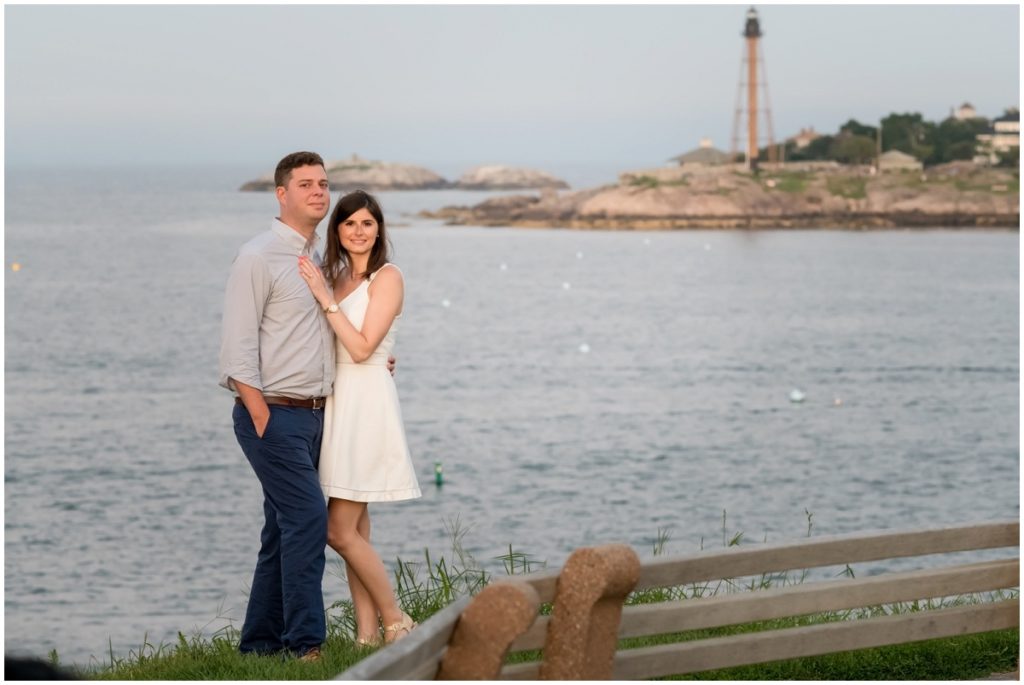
383;612;417;643
355;635;382;650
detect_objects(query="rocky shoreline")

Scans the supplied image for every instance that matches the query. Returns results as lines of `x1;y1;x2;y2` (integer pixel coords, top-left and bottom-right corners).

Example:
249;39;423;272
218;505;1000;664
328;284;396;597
425;207;1019;230
421;162;1019;230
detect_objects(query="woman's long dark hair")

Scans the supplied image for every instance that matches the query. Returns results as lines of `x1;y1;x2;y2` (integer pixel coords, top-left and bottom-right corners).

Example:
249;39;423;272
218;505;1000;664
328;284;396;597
322;189;392;286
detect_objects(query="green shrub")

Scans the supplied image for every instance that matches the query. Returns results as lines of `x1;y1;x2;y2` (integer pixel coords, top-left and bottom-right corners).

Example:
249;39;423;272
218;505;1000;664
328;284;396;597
827;176;867;199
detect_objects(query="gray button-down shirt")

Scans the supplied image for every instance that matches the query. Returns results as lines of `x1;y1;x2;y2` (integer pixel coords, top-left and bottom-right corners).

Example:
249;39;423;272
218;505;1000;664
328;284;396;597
219;219;335;398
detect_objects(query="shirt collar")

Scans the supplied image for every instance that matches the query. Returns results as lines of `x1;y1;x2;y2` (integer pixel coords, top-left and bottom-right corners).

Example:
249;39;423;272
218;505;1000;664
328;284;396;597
272;219;319;255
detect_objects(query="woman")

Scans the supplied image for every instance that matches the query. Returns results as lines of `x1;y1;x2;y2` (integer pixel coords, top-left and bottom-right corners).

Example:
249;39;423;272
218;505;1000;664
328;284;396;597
297;189;421;647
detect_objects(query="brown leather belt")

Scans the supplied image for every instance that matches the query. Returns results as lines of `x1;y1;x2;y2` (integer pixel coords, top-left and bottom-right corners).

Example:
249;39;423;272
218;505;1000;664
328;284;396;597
235;395;327;409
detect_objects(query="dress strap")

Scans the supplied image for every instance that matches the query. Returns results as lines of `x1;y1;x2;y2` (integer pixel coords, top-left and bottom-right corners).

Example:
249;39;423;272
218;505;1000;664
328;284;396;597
369;263;402;281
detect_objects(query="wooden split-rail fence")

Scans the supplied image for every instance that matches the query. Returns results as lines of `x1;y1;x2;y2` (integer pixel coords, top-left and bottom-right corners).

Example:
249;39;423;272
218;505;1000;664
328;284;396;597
337;520;1018;680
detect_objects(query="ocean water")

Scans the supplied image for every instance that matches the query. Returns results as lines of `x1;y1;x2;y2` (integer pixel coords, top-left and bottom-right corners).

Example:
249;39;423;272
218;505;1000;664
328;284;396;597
4;164;1019;666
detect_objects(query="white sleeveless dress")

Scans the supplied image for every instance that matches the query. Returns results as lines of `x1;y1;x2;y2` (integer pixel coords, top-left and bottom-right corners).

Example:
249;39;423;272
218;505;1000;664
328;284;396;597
319;265;421;502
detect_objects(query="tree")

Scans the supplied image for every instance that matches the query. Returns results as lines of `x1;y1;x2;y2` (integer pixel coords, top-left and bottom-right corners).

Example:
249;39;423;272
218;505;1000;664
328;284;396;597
796;134;835;161
838;118;878;139
829;134;877;164
881;112;935;162
775;135;830;162
997;146;1019;168
931;116;990;164
945;140;978;161
782;110;1005;168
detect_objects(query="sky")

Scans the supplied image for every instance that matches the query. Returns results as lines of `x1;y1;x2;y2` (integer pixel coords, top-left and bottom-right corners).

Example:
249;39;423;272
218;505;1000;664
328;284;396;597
4;3;1020;174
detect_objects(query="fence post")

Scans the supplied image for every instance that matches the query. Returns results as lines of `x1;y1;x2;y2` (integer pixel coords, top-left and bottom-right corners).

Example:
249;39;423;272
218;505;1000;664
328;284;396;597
436;581;540;680
539;544;640;680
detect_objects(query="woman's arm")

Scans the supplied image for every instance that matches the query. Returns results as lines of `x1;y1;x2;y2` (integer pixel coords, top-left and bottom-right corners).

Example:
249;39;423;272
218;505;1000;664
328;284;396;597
298;257;403;363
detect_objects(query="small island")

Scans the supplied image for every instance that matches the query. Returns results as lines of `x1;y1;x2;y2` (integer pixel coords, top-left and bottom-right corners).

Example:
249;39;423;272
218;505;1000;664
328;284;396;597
453;165;569;190
240;156;569;192
240;154;448;192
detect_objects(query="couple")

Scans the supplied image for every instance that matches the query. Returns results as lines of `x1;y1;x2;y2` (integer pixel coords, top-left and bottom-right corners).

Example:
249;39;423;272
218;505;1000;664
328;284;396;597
218;151;421;662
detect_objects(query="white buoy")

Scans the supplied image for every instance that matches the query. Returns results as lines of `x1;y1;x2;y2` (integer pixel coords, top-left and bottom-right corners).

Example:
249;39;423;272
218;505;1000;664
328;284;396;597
643;238;651;245
789;389;806;403
562;282;571;290
833;397;843;407
578;343;590;353
499;263;508;271
576;251;584;259
704;244;712;251
441;299;451;308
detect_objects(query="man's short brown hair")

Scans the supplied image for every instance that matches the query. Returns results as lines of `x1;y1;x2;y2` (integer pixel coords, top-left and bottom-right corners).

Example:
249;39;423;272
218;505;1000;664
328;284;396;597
275;151;326;188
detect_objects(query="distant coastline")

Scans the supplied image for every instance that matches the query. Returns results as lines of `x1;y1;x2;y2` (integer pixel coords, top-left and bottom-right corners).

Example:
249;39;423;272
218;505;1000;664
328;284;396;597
421;162;1020;230
240;155;568;192
421;213;1018;231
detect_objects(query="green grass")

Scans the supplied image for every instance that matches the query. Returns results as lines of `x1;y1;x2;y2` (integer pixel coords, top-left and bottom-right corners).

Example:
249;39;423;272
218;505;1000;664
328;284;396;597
86;631;366;680
954;177;1020;194
67;512;1018;680
628;175;689;189
898;173;928;188
763;171;816;193
666;631;1019;680
76;516;533;680
619;589;1018;680
827;175;868;199
900;168;1019;195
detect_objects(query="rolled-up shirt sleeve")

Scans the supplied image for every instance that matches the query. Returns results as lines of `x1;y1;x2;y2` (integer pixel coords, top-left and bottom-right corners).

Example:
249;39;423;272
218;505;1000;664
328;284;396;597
219;250;271;392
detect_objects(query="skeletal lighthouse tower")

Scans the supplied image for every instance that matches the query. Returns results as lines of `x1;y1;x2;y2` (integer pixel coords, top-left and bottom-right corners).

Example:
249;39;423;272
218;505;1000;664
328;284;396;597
730;7;775;171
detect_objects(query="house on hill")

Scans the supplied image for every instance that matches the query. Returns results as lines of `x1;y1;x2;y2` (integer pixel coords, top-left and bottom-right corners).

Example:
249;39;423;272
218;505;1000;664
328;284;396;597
878;149;923;173
787;127;821;149
975;108;1020;165
669;138;733;167
953;102;978;121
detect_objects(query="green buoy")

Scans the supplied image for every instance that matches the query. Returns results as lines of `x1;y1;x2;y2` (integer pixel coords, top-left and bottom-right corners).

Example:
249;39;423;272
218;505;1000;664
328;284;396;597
434;462;443;487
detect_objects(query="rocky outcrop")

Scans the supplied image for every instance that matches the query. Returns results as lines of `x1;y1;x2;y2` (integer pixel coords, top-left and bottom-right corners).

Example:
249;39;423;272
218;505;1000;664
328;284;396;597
426;187;604;226
454;165;569;190
423;165;1019;229
240;155;450;191
241;158;570;192
239;175;277;192
325;158;449;191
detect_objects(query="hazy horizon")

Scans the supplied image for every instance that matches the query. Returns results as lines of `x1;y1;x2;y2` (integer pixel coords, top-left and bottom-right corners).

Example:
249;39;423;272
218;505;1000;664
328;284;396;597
5;4;1020;173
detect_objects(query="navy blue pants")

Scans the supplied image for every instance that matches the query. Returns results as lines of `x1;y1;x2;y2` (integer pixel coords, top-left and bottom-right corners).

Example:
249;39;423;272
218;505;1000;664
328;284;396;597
233;404;327;656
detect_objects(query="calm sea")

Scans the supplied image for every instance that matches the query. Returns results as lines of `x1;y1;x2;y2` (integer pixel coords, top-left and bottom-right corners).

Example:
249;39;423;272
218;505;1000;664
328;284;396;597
4;164;1019;666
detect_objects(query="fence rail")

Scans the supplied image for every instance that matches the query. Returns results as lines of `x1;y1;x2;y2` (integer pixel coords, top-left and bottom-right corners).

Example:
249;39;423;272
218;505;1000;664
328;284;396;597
336;596;469;680
336;519;1019;680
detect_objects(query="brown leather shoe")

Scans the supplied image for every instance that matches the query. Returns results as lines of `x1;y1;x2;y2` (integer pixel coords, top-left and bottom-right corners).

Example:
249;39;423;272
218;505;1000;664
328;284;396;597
297;646;322;663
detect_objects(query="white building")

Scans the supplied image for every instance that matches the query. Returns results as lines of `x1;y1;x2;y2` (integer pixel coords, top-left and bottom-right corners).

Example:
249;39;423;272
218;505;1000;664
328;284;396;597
953;102;977;120
787;127;821;149
975;108;1020;165
878;149;923;173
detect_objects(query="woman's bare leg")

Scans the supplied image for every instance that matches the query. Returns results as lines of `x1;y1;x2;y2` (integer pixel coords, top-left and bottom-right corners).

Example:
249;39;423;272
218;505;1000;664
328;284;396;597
344;506;379;641
326;498;404;634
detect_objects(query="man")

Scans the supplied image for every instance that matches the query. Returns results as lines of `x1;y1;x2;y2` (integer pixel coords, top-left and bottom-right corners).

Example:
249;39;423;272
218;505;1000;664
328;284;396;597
220;151;373;661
